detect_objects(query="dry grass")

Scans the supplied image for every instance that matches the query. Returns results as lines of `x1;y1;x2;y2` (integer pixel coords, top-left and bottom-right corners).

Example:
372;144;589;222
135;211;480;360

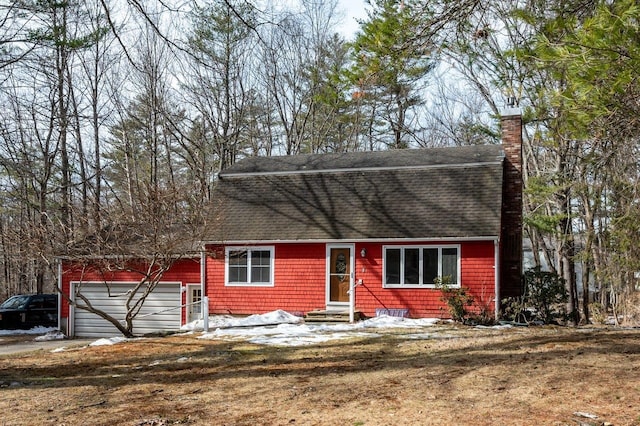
0;325;639;426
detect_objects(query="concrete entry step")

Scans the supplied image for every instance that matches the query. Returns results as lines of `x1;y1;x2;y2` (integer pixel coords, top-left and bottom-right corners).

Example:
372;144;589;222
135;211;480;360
304;309;363;323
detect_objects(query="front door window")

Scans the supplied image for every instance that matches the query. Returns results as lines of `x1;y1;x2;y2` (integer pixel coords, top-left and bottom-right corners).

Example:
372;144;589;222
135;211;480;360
329;247;351;303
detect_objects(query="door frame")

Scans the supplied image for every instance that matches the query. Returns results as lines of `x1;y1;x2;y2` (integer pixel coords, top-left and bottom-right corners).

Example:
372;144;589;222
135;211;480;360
325;244;355;309
186;283;202;324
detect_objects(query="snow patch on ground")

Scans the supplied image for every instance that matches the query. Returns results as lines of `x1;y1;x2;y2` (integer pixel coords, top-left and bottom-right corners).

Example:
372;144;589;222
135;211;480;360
363;316;442;328
181;309;303;331
34;330;66;341
195;313;450;346
89;336;128;347
0;311;511;350
202;322;380;347
0;326;58;337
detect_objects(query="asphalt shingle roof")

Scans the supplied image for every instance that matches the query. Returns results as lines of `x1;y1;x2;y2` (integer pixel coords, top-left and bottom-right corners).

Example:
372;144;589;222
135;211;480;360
209;145;504;242
221;145;503;175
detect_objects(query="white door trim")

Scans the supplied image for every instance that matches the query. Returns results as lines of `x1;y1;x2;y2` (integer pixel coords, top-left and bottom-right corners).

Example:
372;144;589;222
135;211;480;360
186;283;202;324
325;244;354;309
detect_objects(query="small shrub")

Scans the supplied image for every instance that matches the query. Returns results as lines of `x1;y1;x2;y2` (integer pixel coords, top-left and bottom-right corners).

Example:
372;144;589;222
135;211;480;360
501;267;568;324
589;302;606;325
436;276;474;323
502;295;530;324
469;305;496;326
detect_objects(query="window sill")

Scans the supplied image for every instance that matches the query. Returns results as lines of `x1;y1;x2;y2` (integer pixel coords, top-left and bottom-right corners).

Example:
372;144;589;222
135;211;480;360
383;284;460;289
225;282;274;287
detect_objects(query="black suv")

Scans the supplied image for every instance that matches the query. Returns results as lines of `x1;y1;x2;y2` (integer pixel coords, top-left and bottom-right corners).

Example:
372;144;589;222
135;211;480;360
0;294;58;330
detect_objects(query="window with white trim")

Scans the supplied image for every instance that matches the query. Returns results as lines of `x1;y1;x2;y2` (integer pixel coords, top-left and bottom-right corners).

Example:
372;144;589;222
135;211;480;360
225;247;274;286
383;245;460;288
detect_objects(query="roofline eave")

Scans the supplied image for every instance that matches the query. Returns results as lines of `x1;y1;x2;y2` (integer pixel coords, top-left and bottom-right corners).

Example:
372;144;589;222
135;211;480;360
201;236;500;246
219;160;504;179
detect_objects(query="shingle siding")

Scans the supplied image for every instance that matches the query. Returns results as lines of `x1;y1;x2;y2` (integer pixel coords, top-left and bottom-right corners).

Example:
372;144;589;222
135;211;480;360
206;241;496;318
206;243;327;315
354;241;495;317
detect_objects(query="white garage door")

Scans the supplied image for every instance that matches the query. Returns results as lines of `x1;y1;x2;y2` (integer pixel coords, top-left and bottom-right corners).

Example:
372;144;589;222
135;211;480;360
72;282;181;337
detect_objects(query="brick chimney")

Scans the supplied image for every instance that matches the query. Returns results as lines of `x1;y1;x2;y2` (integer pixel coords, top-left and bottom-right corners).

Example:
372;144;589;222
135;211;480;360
500;108;523;300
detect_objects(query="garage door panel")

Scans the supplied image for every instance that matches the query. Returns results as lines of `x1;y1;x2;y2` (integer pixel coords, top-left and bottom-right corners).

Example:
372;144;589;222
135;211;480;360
72;282;181;338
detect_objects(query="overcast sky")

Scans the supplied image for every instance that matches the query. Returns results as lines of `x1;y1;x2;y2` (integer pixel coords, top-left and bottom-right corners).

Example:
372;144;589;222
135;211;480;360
337;0;369;39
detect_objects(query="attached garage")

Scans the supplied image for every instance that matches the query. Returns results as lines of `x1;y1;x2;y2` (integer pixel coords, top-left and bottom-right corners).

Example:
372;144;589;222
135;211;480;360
70;282;182;338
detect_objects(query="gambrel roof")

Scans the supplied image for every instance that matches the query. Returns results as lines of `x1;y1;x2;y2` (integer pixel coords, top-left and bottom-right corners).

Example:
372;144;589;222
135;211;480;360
208;145;505;242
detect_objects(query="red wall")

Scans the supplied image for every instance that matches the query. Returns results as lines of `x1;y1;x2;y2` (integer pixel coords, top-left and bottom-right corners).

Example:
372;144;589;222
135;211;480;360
60;258;201;325
354;241;496;318
206;244;327;315
205;241;496;318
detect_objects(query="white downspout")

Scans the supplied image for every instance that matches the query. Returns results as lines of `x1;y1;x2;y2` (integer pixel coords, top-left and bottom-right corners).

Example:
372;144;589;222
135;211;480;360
349;274;355;323
201;250;209;332
57;260;63;334
494;239;500;321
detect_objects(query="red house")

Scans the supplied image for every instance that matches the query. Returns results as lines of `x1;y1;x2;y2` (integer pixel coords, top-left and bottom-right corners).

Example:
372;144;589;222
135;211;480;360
203;110;523;320
59;110;522;337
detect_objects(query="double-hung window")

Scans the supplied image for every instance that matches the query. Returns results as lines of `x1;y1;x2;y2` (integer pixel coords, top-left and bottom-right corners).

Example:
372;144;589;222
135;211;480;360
383;245;460;288
225;247;274;286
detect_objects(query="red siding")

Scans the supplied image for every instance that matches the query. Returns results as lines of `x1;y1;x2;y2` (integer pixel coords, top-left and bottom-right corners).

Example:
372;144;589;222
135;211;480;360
205;241;496;318
206;244;326;315
354;241;496;318
60;258;201;327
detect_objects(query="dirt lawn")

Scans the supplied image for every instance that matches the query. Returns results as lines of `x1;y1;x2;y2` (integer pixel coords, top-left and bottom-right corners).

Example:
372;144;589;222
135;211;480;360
0;325;638;426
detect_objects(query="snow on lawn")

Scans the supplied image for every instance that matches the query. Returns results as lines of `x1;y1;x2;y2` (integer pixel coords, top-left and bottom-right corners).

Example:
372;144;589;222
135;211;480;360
0;326;58;337
89;337;128;347
181;309;304;331
37;312;446;349
194;311;446;347
34;330;66;341
0;311;509;350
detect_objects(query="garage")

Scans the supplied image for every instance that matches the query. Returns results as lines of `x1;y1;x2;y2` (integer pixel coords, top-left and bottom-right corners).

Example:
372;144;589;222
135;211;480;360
70;282;182;338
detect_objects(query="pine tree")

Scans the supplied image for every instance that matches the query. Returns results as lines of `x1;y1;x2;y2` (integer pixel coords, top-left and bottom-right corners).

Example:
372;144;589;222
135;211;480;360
347;0;434;149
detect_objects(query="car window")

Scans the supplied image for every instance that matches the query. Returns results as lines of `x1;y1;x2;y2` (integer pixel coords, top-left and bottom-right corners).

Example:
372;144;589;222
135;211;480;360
29;296;44;309
0;295;29;309
43;296;57;308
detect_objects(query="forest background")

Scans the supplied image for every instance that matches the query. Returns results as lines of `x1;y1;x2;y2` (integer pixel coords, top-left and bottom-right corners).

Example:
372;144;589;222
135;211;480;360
1;0;639;324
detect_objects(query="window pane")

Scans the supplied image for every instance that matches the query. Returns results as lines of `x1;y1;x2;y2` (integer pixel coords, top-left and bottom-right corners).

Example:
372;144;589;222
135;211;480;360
251;266;270;282
442;248;458;284
250;250;271;283
423;248;438;284
229;266;247;283
229;250;247;266
404;248;419;284
251;250;270;266
385;249;401;284
228;250;248;283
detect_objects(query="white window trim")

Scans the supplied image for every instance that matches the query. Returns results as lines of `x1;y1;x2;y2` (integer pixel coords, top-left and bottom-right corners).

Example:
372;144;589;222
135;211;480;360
224;246;275;287
382;244;461;289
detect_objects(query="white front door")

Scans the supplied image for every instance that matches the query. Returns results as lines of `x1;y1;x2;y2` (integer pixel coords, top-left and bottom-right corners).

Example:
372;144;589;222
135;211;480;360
187;284;202;323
